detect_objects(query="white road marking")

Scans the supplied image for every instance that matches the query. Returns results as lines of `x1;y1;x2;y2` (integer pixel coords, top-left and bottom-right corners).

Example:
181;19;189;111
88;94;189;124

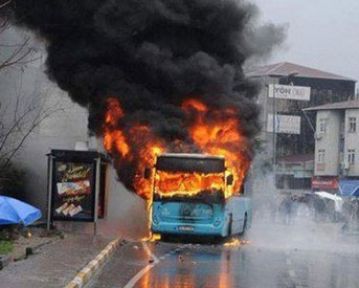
143;242;159;263
123;242;173;288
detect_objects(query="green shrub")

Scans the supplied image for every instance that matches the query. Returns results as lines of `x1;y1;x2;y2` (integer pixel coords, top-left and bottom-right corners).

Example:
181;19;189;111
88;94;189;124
0;163;25;200
0;240;13;255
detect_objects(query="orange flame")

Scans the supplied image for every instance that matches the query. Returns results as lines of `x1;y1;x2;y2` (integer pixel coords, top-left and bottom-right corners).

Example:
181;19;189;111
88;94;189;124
103;98;164;199
130;125;165;199
103;98;130;158
155;171;224;198
103;97;251;200
182;99;250;195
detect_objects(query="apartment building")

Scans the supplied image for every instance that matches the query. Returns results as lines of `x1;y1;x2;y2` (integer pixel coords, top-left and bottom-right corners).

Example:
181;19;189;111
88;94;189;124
247;62;356;192
247;62;356;156
304;100;359;194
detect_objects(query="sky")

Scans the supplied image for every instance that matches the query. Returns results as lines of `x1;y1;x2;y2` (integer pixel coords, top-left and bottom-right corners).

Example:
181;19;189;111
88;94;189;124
252;0;359;87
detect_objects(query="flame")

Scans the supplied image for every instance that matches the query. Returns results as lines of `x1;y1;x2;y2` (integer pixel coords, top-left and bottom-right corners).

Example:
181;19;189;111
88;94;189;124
223;238;251;247
130;125;165;199
141;233;161;242
103;97;251;201
103;98;130;158
155;171;224;198
182;99;250;196
103;98;164;200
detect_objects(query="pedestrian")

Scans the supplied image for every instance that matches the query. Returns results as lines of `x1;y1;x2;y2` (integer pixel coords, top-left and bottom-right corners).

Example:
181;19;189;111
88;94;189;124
279;195;292;225
313;196;325;222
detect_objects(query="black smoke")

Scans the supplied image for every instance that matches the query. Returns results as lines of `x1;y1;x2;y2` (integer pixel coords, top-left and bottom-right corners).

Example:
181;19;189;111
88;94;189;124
6;0;284;195
8;0;263;134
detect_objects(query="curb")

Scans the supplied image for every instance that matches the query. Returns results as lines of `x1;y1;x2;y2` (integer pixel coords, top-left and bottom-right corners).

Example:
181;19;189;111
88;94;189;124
64;238;123;288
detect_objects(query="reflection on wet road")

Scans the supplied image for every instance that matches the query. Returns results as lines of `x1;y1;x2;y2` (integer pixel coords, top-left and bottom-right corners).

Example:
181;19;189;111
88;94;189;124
88;223;359;288
137;244;236;288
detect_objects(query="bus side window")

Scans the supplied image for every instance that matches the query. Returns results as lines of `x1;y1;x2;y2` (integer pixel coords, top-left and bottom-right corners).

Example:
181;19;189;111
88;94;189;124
144;168;151;179
226;174;234;186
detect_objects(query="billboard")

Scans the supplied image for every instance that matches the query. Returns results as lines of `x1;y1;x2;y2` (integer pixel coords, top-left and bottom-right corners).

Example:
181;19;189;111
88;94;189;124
268;84;311;101
267;114;301;134
51;161;96;222
48;150;108;224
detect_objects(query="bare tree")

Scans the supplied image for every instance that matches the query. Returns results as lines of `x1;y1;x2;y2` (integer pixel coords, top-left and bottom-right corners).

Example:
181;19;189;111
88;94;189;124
0;90;65;169
0;0;39;71
0;1;63;195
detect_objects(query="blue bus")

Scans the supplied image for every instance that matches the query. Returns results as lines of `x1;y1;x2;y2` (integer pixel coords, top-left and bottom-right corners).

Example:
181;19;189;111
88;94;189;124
151;153;251;238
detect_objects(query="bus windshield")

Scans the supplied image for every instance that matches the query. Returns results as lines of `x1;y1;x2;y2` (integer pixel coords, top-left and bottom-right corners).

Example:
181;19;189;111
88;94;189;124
153;155;226;202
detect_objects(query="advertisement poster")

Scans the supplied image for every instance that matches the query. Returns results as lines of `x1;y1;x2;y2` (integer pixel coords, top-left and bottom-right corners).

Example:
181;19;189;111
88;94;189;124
267;113;301;135
51;161;95;221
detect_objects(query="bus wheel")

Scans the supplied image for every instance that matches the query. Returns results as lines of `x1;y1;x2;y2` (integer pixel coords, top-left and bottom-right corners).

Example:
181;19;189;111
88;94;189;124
161;234;170;242
240;213;248;236
227;214;233;237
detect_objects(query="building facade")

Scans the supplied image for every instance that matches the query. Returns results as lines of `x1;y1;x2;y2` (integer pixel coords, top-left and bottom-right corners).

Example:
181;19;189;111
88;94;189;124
305;100;359;194
247;62;356;192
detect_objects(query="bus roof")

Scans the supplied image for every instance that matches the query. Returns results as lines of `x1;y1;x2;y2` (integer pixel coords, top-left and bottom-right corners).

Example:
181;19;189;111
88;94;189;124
156;153;225;173
158;153;224;160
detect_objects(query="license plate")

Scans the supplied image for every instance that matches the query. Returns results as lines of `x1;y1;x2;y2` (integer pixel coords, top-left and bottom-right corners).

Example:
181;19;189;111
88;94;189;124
178;225;194;232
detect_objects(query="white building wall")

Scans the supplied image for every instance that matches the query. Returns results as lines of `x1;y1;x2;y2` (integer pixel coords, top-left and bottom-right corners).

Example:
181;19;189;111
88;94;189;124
314;110;341;176
344;109;359;176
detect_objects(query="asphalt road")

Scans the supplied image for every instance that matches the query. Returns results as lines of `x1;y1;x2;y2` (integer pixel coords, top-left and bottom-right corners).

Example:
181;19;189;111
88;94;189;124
87;221;359;288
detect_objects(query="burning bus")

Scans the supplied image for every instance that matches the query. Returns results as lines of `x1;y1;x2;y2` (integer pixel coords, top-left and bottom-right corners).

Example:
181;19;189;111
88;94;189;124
151;153;251;238
101;97;254;238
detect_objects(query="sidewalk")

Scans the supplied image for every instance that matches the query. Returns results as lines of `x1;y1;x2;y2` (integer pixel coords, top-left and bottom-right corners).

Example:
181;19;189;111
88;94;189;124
0;233;115;288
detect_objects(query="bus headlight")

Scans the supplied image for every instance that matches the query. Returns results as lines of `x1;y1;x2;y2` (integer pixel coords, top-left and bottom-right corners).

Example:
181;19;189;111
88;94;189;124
153;215;159;225
214;217;222;227
161;207;170;216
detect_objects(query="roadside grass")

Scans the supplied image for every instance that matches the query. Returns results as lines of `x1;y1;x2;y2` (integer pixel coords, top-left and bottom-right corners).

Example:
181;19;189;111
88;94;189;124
0;240;13;255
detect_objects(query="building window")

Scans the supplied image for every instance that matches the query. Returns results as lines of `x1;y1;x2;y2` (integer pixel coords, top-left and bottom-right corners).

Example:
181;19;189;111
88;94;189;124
348;149;355;165
319;118;327;133
348;117;357;133
318;149;325;163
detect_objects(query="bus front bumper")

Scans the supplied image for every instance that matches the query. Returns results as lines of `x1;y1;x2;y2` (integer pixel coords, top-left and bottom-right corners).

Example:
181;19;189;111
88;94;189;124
152;222;227;237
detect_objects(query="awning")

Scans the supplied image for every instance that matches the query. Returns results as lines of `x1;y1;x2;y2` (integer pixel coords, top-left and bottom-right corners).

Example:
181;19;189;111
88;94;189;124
339;179;359;197
312;177;338;190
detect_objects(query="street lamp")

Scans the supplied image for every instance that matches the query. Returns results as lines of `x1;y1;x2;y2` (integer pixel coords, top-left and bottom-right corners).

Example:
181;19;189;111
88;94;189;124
272;72;299;169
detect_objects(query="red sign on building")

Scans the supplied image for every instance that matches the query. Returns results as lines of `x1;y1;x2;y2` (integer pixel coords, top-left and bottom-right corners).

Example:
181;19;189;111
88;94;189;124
311;176;338;190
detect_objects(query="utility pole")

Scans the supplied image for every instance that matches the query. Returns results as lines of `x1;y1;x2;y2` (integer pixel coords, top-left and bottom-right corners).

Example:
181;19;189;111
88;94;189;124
272;85;277;167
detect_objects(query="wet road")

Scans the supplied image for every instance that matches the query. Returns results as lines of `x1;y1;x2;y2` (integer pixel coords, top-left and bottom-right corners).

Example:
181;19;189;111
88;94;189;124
87;222;359;288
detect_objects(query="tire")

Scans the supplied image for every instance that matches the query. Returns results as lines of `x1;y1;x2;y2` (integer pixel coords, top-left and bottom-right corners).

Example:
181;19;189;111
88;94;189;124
240;213;247;236
227;214;233;237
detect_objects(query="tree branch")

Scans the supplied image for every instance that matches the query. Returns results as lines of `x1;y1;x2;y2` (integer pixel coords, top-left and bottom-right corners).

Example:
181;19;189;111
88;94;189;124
0;38;39;70
0;105;65;168
0;101;38;153
0;0;11;9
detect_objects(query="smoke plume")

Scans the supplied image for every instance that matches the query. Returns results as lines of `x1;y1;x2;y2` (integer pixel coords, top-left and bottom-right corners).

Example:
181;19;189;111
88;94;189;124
7;0;284;197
